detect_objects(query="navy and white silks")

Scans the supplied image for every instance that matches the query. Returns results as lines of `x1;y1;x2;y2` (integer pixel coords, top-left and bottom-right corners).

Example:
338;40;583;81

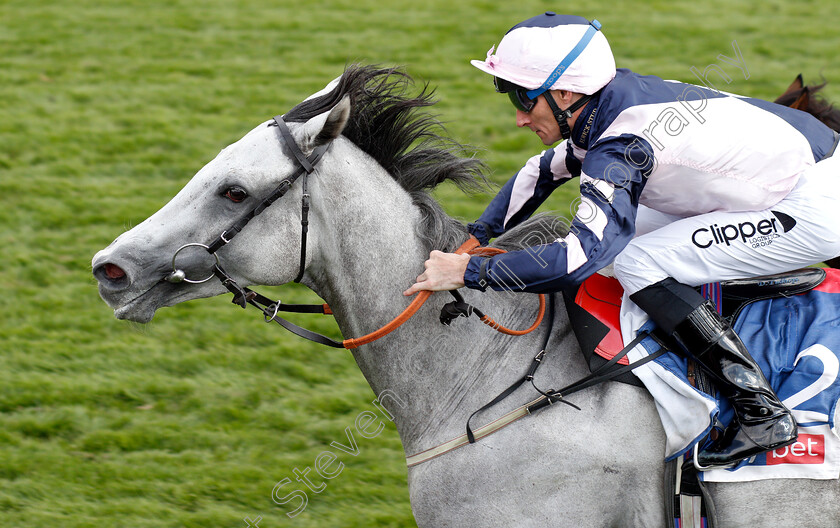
465;68;840;296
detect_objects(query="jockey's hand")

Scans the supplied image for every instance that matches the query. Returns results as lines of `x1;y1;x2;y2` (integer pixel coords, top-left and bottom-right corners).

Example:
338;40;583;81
403;250;470;296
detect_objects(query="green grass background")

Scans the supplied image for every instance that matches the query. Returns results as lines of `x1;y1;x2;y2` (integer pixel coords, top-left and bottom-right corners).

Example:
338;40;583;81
1;1;838;526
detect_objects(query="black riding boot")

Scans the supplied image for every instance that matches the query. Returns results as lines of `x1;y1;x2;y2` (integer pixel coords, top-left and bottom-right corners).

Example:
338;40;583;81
673;301;798;466
630;278;798;468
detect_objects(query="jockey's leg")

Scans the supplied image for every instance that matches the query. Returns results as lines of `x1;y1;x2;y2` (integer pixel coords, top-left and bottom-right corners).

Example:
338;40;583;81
613;157;840;467
628;278;797;467
632;204;682;238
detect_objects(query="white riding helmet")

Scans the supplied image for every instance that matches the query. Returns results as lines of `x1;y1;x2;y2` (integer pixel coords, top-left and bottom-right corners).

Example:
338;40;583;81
471;12;616;96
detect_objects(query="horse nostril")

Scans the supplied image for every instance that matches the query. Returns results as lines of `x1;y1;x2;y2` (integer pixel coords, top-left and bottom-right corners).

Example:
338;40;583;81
95;262;129;287
103;263;127;280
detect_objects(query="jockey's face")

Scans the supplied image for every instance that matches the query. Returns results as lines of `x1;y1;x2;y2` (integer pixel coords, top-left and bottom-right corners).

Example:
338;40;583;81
516;90;582;146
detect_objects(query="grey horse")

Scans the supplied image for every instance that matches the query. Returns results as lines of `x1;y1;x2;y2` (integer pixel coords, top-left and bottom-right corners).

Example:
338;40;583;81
93;66;840;527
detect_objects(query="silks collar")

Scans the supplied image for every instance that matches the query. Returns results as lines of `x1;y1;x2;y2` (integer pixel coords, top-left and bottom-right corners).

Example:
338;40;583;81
571;93;600;149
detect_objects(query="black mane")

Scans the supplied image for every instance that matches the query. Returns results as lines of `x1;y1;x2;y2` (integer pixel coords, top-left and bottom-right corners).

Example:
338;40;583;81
284;65;489;252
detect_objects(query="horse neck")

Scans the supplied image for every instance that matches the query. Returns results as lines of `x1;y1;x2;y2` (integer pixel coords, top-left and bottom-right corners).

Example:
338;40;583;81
302;139;431;337
300;139;587;454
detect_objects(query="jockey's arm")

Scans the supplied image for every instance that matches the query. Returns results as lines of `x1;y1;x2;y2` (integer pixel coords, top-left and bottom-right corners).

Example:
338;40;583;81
405;135;651;295
468;140;579;245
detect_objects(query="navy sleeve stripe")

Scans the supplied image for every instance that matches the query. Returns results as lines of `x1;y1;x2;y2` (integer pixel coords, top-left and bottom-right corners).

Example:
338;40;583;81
474;142;575;238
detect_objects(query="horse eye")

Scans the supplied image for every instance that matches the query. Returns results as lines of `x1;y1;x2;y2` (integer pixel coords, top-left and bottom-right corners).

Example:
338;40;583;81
223;186;248;203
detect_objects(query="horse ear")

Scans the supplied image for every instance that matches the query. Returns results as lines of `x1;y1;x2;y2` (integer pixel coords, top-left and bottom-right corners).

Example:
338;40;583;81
791;87;811;111
297;95;351;151
781;74;804;96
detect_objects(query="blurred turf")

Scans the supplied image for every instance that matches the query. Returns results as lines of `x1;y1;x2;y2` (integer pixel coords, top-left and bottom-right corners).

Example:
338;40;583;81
1;0;839;526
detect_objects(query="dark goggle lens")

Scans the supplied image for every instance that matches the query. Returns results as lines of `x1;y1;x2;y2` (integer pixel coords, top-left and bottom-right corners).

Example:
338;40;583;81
494;77;537;112
507;90;537;112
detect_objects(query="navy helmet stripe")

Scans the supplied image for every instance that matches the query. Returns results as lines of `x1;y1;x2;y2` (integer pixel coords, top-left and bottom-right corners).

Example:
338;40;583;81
506;12;590;34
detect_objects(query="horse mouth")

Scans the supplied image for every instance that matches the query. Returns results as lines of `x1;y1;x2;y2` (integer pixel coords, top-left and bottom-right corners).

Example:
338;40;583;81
102;274;228;323
108;280;168;323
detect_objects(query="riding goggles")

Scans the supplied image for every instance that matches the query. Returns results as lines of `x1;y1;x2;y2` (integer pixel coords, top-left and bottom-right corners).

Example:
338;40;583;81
494;77;539;112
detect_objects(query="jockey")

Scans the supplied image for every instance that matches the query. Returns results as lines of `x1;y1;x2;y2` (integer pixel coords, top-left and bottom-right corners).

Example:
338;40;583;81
403;12;840;468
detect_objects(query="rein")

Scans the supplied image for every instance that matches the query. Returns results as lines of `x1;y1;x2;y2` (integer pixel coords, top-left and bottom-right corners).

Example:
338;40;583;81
164;117;546;350
213;236;546;350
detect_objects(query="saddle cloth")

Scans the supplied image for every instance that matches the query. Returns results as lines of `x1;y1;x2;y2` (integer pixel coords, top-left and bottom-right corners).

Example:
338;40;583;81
576;269;840;482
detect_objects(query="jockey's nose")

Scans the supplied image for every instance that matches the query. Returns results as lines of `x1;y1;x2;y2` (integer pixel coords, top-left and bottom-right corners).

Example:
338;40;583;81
516;109;531;128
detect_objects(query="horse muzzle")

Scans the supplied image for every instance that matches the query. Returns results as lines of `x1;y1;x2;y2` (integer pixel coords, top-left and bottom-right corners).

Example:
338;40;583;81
92;254;153;320
92;243;228;322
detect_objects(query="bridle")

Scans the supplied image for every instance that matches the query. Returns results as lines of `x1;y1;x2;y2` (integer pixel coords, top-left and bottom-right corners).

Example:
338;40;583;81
163;115;336;339
157;113;659;468
162;115;546;350
164;116;325;286
206;117;323;283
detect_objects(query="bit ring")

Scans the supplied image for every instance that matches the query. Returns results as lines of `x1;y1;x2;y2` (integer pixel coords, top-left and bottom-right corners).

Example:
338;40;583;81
168;243;221;284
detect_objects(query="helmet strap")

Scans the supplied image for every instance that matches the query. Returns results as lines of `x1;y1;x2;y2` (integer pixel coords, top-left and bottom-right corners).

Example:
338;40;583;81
542;92;593;140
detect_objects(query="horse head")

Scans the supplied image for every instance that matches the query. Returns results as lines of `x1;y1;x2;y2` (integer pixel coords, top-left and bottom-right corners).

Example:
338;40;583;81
93;66;484;326
92;91;353;323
